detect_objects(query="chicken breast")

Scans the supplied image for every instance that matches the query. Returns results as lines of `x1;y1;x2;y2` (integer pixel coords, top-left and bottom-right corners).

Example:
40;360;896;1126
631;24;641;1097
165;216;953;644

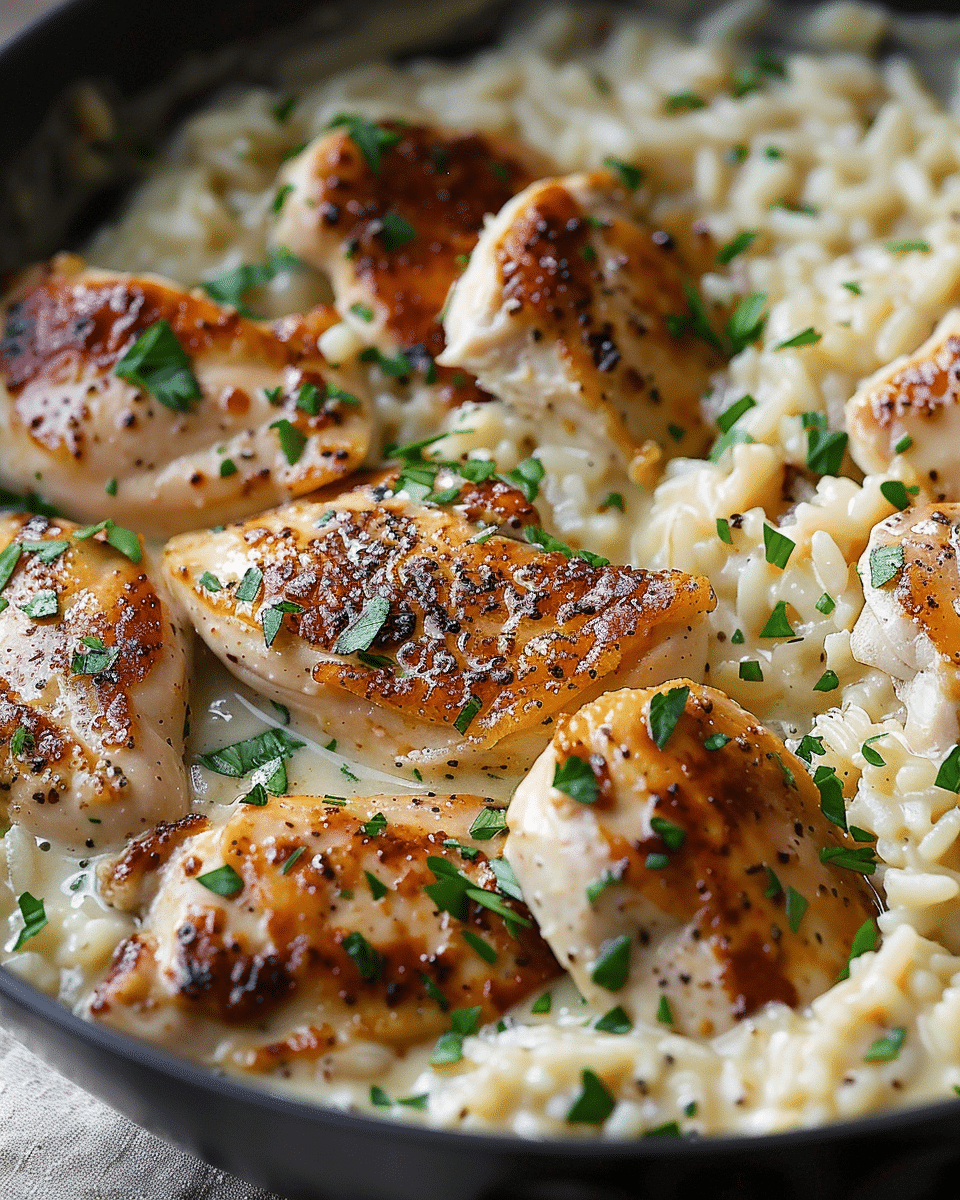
506;682;879;1037
0;254;372;539
163;473;715;770
90;792;559;1074
271;119;546;407
438;171;718;473
851;502;960;753
846;309;960;495
0;511;189;848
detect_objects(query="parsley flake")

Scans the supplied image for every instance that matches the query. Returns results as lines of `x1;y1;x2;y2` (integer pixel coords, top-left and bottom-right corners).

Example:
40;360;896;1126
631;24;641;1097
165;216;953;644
72;518;143;563
648;685;689;749
262;600;302;647
13;892;47;949
114;319;201;412
379;210;416;251
19;590;58;620
198;727;303;778
869;544;904;589
704;732;731;750
807;428;848;476
894;434;913;454
362;812;387;837
864;1026;906;1062
814;669;839;692
281;846;306;875
814;765;846;829
567;1070;616;1124
552;755;598;805
343;930;383;981
842;281;862;295
468;807;508;841
656;995;674;1026
197;864;243;896
270;418;307;465
235;566;263;602
591;934;631;990
602;156;645;190
861;736;886;767
775;327;822;350
71;636;119;676
717;229;758;265
454;695;482;735
716;394;756;433
785;886;808;932
815;592;835;615
880;480;911;511
365;870;388;900
327;114;400;174
594;1006;632;1034
727;292;768;354
334;595;391;655
717;518;733;544
763;523;795;569
885;240;930;254
460;929;498;963
739;660;764;682
531;992;552;1015
935;744;960;793
760;600;795;638
650;816;686;852
838;917;878;981
502;456;544;502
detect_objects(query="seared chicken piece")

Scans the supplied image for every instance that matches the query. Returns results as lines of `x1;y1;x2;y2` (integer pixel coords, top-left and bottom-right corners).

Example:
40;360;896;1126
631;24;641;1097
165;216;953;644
163;474;714;769
438;171;718;470
846;310;960;494
0;511;188;848
507;682;879;1037
90;793;559;1071
851;502;960;753
272;120;546;407
0;254;371;539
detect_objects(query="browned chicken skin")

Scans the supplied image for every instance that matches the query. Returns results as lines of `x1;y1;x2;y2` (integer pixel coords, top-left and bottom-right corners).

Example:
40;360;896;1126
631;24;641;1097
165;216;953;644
272;121;549;406
0;511;189;847
162;474;715;767
440;171;719;472
0;255;371;537
91;792;559;1069
507;682;879;1036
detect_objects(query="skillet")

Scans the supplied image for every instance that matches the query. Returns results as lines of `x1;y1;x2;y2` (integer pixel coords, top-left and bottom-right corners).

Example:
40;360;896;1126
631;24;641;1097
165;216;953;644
3;2;960;1197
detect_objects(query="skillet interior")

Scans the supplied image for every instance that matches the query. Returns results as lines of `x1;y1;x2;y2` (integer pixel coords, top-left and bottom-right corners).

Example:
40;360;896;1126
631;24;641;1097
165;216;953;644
4;2;960;1197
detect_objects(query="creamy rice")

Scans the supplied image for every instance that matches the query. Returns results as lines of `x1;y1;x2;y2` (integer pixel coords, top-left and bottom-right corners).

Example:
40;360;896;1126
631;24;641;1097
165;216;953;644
8;0;960;1140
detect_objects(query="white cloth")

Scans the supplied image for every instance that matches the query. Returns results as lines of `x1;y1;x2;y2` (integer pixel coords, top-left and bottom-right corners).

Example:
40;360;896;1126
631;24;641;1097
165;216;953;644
0;1024;287;1200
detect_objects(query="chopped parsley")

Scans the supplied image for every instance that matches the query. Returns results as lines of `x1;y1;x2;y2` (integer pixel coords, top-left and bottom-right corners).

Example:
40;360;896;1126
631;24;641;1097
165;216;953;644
197;727;304;778
378;210;417;250
935;744;960;793
842;280;862;295
566;1070;616;1124
648;685;689;749
666;91;706;112
760;600;795;638
343;931;384;981
704;732;731;750
594;1005;632;1034
774;327;822;350
235;566;263;602
13;892;47;949
764;866;783;898
350;302;374;322
586;866;626;905
531;992;552;1015
807;428;848;476
73;518;143;564
219;458;237;478
880;480;911;511
861;735;886;767
460;929;498;963
334;595;391;655
894;434;913;454
602;491;625;512
19;590;58;619
656;995;674;1026
726;292;768;354
327;114;400;174
502;456;545;502
71;636;119;676
591;934;631;990
114;319;202;412
785;886;808;932
364;870;388;900
454;695;482;735
468;807;508;840
763;523;795;569
868;544;904;589
201;246;298;317
885;240;930;253
261;600;302;648
716;394;756;432
524;525;608;566
241;783;269;806
552;755;599;805
270;418;307;465
650;816;686;852
105;477;117;496
820;844;877;875
281;846;306;875
360;346;413;377
815;592;835;615
739;660;764;682
196;864;243;896
814;669;839;692
10;725;34;756
814;765;847;829
838;917;878;981
864;1026;906;1062
716;229;758;265
20;539;68;564
717;517;733;544
602;156;645;190
362;813;387;837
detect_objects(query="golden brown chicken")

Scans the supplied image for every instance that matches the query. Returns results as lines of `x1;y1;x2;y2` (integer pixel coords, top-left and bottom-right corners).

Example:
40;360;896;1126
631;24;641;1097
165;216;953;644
271;119;547;406
0;254;371;538
439;171;718;471
162;472;715;770
90;792;559;1073
0;510;189;848
507;681;879;1037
